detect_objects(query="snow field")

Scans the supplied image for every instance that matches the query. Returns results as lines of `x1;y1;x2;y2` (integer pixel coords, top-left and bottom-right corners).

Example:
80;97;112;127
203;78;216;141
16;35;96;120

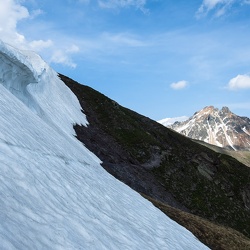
0;40;209;249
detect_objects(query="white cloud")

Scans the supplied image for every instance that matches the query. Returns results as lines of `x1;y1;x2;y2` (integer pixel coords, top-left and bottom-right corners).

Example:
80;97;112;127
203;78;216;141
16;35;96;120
170;80;188;90
0;0;29;45
227;74;250;90
0;0;51;50
66;44;80;53
29;40;54;51
50;44;80;68
0;0;79;68
98;0;148;12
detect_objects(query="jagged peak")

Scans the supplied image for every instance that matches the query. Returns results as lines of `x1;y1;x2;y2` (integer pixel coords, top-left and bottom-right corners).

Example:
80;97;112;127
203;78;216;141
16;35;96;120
220;106;231;115
193;106;234;120
164;105;250;151
195;106;215;116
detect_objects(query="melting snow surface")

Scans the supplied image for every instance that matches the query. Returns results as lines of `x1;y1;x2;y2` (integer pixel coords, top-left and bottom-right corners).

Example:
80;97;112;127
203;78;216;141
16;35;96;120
0;41;209;249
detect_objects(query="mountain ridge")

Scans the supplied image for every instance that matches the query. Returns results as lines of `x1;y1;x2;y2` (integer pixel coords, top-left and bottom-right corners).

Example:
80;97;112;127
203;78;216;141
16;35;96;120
60;74;250;240
160;106;250;151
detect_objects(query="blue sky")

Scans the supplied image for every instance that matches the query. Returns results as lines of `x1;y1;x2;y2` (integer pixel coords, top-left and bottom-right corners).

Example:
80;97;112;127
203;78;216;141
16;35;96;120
1;0;250;120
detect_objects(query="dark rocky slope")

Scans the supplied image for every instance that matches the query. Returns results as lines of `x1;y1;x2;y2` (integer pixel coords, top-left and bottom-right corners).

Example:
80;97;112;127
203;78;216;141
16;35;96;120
60;74;250;239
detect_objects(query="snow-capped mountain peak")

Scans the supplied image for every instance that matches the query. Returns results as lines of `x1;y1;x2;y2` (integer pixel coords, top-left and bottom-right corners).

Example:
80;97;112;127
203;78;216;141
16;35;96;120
167;106;250;151
0;40;209;249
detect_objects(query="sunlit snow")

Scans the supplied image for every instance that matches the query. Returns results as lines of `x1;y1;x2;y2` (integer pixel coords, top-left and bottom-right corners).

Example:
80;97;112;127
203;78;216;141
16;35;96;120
0;40;209;249
157;116;189;126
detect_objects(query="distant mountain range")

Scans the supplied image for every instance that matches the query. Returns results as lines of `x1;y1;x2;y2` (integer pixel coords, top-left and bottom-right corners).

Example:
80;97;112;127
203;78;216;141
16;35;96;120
159;106;250;151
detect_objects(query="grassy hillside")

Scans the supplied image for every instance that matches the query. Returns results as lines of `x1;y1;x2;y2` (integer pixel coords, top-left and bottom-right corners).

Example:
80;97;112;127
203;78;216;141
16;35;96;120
143;194;250;250
60;74;250;241
194;139;250;168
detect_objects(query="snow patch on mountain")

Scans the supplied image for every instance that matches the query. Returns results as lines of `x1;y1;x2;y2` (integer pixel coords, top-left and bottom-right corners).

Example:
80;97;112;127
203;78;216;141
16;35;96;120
243;127;250;136
158;116;189;126
0;41;209;249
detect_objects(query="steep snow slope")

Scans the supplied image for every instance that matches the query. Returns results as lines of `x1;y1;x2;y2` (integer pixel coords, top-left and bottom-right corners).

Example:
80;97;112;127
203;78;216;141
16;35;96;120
0;41;209;249
0;40;88;137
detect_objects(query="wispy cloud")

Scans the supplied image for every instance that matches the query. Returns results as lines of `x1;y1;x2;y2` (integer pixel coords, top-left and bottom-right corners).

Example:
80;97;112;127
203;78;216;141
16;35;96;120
70;32;146;61
29;8;44;19
170;80;188;90
101;32;146;47
196;0;235;18
196;0;250;18
227;74;250;90
98;0;148;13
